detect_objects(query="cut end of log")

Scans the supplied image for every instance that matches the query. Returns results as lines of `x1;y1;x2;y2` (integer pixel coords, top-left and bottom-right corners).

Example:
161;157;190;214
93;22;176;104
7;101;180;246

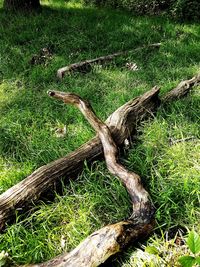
48;91;55;97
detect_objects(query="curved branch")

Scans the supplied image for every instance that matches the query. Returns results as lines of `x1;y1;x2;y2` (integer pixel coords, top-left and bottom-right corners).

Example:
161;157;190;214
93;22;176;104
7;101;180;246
19;68;199;266
0;86;160;232
27;90;156;267
48;91;154;223
1;72;199;267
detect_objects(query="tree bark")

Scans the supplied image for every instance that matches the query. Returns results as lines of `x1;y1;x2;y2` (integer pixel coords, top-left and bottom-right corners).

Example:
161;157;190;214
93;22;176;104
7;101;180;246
47;91;155;223
0;86;160;232
0;72;199;267
57;43;161;78
3;0;40;11
18;72;199;267
25;221;154;267
25;90;155;267
0;72;199;233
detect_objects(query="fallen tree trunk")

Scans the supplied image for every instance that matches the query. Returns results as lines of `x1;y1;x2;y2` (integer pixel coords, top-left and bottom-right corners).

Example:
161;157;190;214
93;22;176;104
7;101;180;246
25;90;155;267
0;73;199;234
0;86;160;232
57;43;161;78
26;221;154;267
19;72;199;267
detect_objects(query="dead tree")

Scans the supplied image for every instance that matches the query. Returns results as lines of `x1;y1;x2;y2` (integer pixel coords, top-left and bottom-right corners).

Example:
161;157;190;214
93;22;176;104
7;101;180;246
26;90;155;267
0;73;199;266
0;86;160;232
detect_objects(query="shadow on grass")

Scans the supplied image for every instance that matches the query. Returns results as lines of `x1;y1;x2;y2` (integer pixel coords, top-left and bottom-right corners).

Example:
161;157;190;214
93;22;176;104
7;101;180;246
0;0;199;185
0;3;199;81
0;3;199;265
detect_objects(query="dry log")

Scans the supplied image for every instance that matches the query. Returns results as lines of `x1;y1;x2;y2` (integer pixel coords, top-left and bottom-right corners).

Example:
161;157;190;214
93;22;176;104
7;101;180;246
163;72;200;102
21;70;200;267
25;221;154;267
57;43;161;78
22;90;156;267
0;86;160;232
48;91;155;223
0;72;199;233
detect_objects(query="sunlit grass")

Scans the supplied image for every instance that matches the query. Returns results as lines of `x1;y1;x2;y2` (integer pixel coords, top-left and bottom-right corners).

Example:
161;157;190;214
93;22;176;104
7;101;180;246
0;164;130;264
0;0;199;265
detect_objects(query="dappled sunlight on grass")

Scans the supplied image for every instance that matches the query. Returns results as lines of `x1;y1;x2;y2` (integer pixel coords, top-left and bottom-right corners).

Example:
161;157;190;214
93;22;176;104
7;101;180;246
0;81;21;108
0;0;199;265
0;164;130;264
42;0;84;9
0;157;33;194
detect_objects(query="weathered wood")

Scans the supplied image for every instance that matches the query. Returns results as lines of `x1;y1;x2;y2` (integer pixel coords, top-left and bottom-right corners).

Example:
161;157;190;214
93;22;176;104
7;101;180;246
1;72;199;267
48;91;155;223
25;221;154;267
0;86;160;232
21;90;156;267
163;72;200;102
21;71;200;267
0;72;199;233
57;43;161;78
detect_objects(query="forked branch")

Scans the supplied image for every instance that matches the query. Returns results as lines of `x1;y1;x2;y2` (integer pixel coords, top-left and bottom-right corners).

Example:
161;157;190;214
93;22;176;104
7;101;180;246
48;91;155;223
25;91;155;267
0;72;199;267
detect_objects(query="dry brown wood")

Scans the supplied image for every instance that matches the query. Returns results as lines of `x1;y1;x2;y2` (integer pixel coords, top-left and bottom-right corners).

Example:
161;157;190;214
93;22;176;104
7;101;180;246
48;91;155;223
0;72;199;267
24;221;154;267
21;90;155;267
0;72;199;233
0;86;160;232
57;43;161;78
20;71;200;267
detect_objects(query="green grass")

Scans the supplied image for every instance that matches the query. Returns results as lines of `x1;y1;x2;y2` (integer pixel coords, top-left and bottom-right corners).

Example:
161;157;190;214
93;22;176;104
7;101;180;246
0;0;200;266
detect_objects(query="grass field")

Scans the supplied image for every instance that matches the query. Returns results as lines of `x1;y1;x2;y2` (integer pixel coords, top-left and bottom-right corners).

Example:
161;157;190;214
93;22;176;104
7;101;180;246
0;0;200;266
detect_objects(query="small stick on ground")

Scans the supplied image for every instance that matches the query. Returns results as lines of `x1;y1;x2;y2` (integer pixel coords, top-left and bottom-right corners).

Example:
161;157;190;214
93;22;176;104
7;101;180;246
57;42;161;78
169;136;199;146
